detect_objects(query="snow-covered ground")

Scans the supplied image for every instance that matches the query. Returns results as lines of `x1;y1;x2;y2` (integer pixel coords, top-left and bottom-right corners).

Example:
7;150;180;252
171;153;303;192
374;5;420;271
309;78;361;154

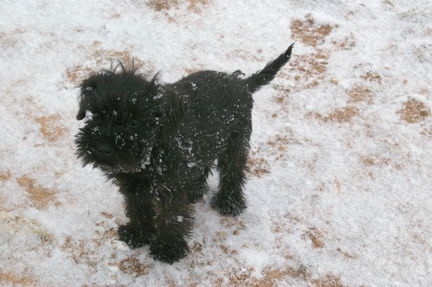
1;0;431;286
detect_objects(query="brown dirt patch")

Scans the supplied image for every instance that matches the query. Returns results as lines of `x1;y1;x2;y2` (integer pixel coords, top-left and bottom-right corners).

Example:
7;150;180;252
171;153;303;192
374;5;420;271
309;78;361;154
148;0;211;12
17;175;56;209
148;0;178;11
421;127;432;137
62;232;116;269
66;65;93;85
306;227;325;249
247;153;270;177
62;236;98;267
337;248;356;259
0;170;11;181
0;272;34;286
187;0;211;11
285;16;334;88
348;85;372;104
310;274;343;287
398;98;430;123
267;135;292;153
324;106;359;123
361;155;390;166
331;34;356;50
312;106;360;123
252;265;344;287
291;17;333;46
360;72;382;84
35;114;67;142
119;257;150;276
252;265;310;286
288;50;329;89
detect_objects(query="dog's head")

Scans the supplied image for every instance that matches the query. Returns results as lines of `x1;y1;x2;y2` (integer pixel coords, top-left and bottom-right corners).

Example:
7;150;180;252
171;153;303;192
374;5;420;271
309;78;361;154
75;65;184;173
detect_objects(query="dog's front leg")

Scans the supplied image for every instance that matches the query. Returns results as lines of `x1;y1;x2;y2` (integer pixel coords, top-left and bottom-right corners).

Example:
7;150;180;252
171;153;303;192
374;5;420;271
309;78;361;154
149;184;193;264
117;181;156;248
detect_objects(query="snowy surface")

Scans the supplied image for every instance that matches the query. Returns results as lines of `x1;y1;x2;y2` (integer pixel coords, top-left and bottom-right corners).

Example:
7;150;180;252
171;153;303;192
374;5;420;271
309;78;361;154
1;0;432;286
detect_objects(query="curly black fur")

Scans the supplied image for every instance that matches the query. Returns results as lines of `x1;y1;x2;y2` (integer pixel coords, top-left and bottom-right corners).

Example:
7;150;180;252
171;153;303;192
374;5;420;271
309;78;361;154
75;44;293;263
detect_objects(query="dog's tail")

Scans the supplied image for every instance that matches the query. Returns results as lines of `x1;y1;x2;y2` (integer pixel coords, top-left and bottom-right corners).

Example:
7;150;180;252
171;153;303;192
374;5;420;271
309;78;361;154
245;43;294;93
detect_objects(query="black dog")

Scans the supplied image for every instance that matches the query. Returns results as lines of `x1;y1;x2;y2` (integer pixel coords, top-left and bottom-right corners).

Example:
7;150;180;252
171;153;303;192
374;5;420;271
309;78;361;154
75;44;293;263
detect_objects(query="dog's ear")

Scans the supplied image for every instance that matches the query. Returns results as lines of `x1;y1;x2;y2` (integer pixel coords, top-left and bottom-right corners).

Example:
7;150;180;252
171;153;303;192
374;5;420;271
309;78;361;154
155;85;185;142
76;108;86;121
76;94;91;120
76;76;98;120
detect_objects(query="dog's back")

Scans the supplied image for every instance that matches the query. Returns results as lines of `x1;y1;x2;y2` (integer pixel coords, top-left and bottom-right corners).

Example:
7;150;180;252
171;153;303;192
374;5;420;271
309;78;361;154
167;70;252;166
168;43;294;166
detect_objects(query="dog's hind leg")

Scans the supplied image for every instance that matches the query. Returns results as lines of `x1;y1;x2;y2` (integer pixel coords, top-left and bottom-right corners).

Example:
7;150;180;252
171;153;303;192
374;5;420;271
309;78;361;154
211;130;250;216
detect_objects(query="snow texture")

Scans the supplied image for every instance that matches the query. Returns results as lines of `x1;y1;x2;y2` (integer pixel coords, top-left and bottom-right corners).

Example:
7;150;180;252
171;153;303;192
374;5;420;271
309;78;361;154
1;0;432;286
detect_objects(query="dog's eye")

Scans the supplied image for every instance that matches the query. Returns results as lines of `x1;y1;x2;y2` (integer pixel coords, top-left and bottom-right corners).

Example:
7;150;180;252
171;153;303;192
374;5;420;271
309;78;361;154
131;119;139;127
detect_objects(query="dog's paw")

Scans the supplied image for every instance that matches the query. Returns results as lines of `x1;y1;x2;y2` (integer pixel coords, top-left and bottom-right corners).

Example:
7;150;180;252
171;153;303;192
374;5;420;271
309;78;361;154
211;194;246;217
118;224;153;248
150;239;189;264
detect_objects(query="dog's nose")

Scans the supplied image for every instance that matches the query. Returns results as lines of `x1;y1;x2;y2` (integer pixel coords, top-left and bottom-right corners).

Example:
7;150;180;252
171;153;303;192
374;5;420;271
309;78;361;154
96;143;114;156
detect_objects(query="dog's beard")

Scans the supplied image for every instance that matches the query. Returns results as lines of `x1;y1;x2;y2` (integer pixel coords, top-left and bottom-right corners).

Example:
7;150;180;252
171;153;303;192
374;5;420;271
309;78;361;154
91;147;152;174
75;126;155;174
